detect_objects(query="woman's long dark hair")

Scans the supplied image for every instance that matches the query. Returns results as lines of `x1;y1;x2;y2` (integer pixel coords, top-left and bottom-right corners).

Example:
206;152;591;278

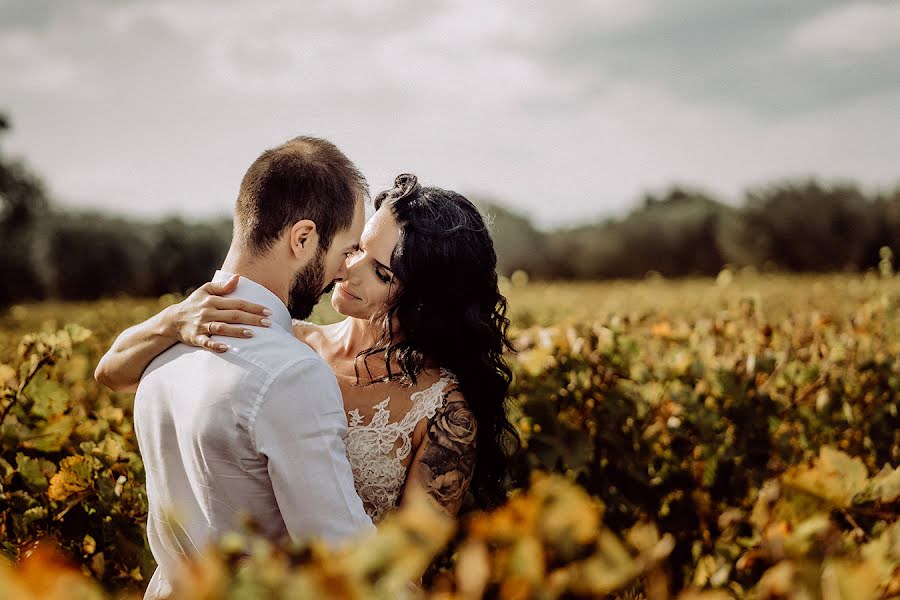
357;173;519;509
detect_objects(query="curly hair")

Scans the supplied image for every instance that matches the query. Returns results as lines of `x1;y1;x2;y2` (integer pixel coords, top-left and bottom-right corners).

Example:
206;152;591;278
356;173;519;509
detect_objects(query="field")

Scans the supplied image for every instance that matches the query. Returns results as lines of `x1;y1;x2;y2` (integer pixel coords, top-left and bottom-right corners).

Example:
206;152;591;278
1;272;899;599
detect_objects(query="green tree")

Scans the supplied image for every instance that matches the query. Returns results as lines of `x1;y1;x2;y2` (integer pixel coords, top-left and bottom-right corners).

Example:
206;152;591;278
717;180;880;271
546;187;732;279
475;200;550;278
871;185;900;263
0;114;51;306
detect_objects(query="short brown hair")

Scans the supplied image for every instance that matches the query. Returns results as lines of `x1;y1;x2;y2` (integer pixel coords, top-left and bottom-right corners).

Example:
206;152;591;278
235;136;367;254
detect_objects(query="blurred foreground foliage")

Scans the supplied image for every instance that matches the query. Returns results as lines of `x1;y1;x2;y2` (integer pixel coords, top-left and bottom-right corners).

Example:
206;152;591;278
0;273;898;598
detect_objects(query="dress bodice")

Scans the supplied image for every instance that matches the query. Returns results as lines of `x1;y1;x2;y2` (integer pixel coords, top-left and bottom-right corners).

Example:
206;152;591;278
344;369;457;522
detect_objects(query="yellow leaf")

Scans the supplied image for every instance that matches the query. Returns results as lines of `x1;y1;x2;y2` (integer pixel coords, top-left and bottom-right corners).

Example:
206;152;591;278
821;559;880;600
455;541;490;599
865;465;900;503
48;455;99;502
0;364;16;387
860;521;900;584
64;324;92;344
781;446;868;508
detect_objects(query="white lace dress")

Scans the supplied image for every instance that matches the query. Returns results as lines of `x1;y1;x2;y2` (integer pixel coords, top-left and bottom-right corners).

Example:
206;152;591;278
344;369;458;522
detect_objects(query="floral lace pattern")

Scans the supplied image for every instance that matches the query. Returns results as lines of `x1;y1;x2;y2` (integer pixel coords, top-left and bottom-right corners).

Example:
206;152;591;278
344;369;457;522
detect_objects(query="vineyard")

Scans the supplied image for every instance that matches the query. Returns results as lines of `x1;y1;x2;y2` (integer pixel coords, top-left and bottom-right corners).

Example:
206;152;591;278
1;271;899;599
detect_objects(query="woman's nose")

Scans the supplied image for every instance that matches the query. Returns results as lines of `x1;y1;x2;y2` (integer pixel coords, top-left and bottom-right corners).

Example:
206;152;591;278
344;254;363;283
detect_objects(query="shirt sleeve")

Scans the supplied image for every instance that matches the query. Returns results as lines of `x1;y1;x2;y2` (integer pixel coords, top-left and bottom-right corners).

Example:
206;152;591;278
251;357;374;545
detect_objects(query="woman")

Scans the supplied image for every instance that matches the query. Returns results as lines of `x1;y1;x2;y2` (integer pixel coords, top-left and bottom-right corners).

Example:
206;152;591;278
96;174;518;521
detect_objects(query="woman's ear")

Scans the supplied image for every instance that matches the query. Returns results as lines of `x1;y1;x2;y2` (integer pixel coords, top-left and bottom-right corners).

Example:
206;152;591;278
289;220;319;259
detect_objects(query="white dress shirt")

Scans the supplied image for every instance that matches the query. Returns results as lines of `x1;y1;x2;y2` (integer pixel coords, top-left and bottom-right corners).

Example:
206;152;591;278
134;271;373;600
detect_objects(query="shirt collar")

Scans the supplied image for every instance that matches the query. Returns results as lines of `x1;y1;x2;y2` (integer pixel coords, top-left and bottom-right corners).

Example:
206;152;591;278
212;270;293;332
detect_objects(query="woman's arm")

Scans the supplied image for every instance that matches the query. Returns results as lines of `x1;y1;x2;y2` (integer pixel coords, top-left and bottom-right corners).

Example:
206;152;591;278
94;305;183;393
401;390;478;516
94;276;271;392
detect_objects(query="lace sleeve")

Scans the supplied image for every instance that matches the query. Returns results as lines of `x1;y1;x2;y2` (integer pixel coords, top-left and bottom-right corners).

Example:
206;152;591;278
404;389;477;515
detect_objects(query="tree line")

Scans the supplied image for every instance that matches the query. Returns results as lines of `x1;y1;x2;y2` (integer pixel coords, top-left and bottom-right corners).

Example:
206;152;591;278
489;183;900;280
1;114;898;306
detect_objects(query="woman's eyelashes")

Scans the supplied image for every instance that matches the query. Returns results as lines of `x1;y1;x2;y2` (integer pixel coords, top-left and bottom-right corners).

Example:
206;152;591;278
375;267;393;284
348;247;393;284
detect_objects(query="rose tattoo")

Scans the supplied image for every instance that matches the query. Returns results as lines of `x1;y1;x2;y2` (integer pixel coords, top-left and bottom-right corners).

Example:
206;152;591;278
414;392;478;512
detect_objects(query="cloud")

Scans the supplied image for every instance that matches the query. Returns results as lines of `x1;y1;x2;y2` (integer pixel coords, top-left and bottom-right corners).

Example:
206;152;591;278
0;30;80;91
0;0;898;226
532;0;900;115
790;2;900;56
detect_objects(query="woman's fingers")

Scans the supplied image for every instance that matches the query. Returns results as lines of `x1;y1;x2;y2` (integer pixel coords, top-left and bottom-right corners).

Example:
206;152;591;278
195;334;229;353
206;322;256;340
196;278;272;320
212;309;271;327
202;274;240;297
211;297;272;317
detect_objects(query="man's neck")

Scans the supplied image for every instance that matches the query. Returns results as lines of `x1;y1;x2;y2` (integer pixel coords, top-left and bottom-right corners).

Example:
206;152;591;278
221;245;288;306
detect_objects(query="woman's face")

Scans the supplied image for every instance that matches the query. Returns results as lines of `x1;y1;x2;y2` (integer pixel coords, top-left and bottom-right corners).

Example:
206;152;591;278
331;205;401;319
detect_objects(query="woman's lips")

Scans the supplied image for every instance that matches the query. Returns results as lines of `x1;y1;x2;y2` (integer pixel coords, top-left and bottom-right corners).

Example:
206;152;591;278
338;284;361;301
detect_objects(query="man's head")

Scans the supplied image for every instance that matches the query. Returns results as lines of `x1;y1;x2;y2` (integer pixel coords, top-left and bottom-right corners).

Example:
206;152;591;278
234;136;367;319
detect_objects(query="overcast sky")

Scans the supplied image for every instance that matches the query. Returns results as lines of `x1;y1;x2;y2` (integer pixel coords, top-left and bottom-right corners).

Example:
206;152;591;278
2;0;899;226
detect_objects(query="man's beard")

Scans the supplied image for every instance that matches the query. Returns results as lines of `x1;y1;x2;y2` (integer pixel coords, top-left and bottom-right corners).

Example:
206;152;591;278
287;248;333;319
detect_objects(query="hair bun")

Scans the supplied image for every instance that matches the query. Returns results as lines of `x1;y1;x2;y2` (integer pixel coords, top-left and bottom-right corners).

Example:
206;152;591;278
373;173;421;210
393;173;420;200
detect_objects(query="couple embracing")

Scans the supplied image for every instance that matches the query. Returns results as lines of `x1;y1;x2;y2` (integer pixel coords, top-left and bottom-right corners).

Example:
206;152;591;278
94;136;518;599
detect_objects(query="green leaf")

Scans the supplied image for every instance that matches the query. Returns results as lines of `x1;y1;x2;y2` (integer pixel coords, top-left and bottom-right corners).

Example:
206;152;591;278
23;372;69;419
22;505;48;526
0;456;14;483
20;414;75;452
74;419;109;444
15;452;57;492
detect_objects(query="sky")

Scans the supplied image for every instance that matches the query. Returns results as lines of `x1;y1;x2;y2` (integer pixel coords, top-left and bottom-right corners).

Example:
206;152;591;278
1;0;899;227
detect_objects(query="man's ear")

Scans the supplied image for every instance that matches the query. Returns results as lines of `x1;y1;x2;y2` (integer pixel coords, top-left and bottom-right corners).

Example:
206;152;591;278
289;220;319;259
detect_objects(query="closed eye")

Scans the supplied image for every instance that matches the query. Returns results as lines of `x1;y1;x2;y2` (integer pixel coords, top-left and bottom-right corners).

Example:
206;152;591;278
375;267;393;284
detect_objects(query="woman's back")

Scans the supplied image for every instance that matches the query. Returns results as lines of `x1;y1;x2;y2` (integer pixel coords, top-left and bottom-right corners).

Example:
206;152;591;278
294;319;460;521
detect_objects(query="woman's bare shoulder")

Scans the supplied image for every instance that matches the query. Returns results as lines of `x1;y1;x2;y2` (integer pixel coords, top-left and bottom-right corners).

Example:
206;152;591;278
291;319;344;347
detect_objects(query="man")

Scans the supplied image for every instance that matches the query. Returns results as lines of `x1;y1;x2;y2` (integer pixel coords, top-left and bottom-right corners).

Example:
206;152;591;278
130;137;373;599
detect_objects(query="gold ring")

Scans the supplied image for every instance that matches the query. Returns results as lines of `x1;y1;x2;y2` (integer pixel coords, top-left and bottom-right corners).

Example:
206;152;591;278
207;322;214;336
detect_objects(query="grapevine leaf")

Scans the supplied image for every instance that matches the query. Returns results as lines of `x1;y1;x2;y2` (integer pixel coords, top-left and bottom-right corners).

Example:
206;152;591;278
47;455;100;502
22;506;48;526
781;446;868;508
20;414;75;452
854;464;900;504
23;372;68;419
15;452;57;492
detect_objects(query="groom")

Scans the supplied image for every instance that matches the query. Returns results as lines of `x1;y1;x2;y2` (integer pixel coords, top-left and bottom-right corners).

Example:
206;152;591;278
134;137;374;599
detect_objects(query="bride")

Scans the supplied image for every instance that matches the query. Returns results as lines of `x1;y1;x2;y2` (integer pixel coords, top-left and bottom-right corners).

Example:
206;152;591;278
96;174;518;521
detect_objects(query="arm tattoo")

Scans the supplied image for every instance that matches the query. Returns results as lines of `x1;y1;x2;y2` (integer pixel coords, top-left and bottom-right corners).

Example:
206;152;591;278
414;392;478;511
